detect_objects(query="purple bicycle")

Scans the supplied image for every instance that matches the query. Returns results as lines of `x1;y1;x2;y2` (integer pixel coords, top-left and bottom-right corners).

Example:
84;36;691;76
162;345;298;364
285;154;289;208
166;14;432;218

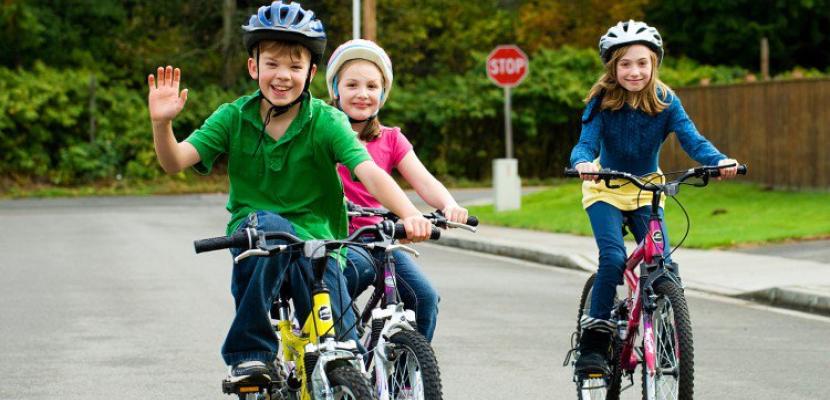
562;164;747;400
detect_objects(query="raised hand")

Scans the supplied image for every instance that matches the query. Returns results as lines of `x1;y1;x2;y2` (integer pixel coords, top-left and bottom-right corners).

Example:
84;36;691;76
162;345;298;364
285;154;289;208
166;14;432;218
148;66;189;123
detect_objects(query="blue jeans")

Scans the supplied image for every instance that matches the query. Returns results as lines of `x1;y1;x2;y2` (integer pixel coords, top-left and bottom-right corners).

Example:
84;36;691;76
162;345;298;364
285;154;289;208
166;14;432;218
221;211;359;366
344;240;440;342
585;202;673;322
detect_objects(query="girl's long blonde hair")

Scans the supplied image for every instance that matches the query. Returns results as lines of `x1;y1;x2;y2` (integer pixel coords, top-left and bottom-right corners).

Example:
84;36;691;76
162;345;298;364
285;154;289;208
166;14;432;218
584;45;672;116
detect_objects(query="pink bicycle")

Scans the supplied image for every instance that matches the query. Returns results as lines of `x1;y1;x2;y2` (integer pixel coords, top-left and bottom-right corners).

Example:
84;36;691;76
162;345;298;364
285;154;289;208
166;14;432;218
562;164;747;400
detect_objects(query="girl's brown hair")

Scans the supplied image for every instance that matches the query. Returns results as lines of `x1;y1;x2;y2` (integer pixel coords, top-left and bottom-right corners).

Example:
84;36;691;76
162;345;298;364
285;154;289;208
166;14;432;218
329;59;384;142
584;45;671;116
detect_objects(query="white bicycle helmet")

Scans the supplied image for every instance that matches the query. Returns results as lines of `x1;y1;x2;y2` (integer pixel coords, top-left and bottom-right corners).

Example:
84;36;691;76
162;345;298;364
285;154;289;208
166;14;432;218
599;20;663;65
241;1;326;64
326;39;394;106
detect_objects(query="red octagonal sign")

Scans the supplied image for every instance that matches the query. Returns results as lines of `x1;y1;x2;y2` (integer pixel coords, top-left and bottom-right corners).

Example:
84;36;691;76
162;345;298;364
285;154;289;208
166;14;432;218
487;45;529;88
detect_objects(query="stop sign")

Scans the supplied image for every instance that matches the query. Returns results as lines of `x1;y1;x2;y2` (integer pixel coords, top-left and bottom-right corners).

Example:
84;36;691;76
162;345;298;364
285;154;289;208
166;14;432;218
486;45;529;87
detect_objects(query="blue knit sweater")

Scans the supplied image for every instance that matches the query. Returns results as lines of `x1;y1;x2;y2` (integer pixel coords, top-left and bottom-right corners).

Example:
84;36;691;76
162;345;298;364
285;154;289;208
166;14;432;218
569;91;726;176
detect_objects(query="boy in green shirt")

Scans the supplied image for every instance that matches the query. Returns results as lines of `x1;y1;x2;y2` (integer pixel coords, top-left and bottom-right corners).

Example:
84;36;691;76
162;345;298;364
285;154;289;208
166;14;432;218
146;1;432;383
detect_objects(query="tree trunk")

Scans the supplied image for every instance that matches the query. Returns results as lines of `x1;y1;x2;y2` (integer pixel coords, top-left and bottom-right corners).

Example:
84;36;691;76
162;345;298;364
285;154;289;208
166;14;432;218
221;0;238;89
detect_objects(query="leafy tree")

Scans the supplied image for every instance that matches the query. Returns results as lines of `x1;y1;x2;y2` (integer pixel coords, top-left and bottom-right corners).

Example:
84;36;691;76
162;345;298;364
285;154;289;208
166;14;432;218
516;0;651;54
645;0;830;73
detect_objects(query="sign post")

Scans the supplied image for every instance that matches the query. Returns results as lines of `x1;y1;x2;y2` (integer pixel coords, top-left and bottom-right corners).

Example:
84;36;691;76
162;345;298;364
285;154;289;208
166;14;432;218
487;45;528;211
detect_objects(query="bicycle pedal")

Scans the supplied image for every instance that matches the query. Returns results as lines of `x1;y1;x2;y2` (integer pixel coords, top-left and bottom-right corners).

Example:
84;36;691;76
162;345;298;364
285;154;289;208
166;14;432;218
222;376;270;395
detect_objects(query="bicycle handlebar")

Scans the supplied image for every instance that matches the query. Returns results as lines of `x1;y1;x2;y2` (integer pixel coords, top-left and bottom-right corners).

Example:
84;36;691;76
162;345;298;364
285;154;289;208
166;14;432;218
346;201;479;229
563;164;747;192
194;220;440;254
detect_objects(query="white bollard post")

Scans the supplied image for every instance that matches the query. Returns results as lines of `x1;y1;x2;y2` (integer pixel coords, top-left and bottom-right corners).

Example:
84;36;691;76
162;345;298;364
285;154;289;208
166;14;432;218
493;158;521;211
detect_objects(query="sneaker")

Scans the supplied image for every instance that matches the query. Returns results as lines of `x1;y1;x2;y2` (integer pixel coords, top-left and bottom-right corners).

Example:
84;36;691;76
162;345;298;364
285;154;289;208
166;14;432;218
228;360;272;384
574;329;613;376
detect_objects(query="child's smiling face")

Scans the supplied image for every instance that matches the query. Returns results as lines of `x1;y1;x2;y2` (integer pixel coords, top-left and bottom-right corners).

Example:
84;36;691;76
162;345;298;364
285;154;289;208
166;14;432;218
249;45;315;107
336;60;384;122
616;44;653;92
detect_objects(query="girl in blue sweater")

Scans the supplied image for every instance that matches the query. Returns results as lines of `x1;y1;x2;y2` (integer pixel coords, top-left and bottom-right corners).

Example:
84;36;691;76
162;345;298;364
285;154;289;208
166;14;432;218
570;20;739;375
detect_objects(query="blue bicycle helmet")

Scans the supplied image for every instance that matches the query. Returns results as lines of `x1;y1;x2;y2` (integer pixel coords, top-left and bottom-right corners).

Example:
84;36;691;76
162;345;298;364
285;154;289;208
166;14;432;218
242;1;327;64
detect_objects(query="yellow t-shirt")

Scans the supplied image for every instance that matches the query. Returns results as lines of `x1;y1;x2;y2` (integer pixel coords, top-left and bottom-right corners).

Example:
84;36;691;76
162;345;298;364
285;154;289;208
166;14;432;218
581;162;666;210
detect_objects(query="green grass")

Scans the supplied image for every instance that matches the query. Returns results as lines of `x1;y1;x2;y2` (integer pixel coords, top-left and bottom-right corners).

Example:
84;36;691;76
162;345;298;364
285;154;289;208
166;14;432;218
1;174;229;199
468;181;830;249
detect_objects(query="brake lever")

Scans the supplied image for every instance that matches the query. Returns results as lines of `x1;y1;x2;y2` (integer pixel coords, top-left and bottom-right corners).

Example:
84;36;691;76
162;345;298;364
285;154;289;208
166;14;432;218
233;245;288;264
387;244;420;257
446;221;477;232
234;248;270;263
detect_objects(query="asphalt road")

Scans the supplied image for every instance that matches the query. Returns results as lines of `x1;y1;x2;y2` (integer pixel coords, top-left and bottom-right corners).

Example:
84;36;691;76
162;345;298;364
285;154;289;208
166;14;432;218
0;195;828;399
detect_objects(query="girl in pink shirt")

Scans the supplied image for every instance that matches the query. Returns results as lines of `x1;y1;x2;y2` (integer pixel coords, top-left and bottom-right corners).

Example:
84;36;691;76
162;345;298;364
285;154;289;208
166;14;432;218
327;39;468;341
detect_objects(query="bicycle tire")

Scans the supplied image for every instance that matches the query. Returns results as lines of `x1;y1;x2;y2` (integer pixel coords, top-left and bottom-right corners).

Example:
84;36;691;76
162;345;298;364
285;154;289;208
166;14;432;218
386;329;443;399
641;279;694;400
576;274;622;400
326;364;375;400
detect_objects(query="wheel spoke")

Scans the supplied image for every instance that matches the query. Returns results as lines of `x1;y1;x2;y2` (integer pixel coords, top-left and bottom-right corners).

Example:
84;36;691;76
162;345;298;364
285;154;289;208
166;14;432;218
332;385;356;400
389;346;425;399
652;296;680;400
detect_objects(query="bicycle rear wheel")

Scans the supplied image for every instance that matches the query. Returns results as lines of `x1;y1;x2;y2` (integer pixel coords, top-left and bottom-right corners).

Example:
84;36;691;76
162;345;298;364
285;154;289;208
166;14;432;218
575;274;622;400
641;279;694;400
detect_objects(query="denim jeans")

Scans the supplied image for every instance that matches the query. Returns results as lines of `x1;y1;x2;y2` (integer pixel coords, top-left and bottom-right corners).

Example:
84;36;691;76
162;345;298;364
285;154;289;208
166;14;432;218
344;240;440;342
585;202;673;322
221;211;359;366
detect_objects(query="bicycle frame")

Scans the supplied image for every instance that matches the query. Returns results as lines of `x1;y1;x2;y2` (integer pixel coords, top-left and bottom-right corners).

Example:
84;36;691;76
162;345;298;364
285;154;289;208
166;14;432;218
269;245;364;400
218;236;366;400
607;181;683;391
618;213;664;375
357;243;420;400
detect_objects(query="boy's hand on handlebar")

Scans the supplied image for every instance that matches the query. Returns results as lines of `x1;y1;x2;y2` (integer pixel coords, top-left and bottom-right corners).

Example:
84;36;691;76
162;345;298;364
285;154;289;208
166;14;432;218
575;162;600;182
441;204;469;225
401;214;432;243
717;158;739;180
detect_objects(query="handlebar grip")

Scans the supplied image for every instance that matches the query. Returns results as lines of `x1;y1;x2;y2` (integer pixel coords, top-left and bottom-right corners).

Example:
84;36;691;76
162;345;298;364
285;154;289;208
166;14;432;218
389;224;441;240
430;227;441;240
709;164;748;177
194;231;251;254
564;168;581;178
466;216;479;227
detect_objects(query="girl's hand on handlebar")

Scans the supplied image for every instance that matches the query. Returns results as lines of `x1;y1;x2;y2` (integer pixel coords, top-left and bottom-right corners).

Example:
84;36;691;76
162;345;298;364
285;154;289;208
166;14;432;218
401;214;432;243
575;162;600;182
717;158;739;180
441;204;469;225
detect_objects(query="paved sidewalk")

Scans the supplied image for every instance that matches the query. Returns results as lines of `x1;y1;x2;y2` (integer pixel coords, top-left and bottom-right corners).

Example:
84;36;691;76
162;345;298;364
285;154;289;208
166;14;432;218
435;224;830;316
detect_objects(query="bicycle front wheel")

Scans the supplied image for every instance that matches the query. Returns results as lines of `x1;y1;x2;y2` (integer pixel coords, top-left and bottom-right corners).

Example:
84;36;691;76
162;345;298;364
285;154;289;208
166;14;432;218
576;274;622;400
387;330;443;400
641;279;694;400
327;364;375;400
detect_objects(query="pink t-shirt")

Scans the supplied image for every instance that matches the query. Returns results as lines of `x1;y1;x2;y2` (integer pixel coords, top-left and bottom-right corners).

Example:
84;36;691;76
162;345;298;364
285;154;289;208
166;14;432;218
337;126;413;233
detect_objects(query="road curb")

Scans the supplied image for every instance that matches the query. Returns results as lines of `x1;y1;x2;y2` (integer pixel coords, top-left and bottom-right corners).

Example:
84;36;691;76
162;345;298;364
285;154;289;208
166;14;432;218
434;235;830;317
434;235;596;272
739;287;830;316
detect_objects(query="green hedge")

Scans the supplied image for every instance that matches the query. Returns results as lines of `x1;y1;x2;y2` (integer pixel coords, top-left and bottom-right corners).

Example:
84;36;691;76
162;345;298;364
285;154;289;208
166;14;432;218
0;62;236;185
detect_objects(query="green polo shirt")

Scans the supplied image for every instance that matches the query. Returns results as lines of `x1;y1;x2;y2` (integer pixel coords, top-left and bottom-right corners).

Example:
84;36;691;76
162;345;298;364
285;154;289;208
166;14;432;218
185;91;371;239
